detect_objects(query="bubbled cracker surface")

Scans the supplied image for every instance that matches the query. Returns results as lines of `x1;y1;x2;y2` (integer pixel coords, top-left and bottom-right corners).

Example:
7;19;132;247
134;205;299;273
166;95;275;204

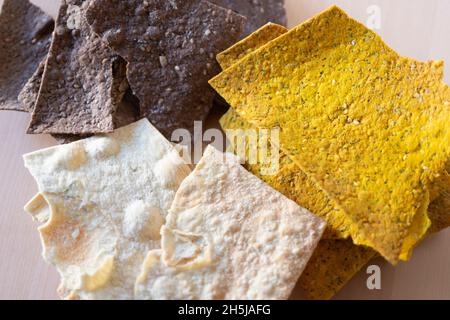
24;119;192;299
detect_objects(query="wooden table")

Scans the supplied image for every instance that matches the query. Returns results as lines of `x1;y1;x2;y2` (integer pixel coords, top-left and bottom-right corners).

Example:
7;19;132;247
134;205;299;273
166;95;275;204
0;0;449;300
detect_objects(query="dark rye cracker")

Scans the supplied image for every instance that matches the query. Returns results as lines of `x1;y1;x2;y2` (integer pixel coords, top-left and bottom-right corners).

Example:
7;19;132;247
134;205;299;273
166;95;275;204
27;0;128;135
51;89;139;144
20;59;137;144
0;0;53;111
210;0;287;37
86;0;245;138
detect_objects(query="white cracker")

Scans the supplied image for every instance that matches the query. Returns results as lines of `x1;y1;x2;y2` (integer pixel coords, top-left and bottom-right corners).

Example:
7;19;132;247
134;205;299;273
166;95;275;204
135;146;326;300
24;119;191;299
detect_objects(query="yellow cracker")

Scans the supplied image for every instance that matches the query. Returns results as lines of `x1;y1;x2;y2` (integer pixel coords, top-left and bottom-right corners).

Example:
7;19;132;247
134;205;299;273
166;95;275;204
218;8;450;299
297;240;376;300
24;119;192;299
428;161;450;234
211;5;450;264
217;23;288;70
223;108;450;299
218;24;350;239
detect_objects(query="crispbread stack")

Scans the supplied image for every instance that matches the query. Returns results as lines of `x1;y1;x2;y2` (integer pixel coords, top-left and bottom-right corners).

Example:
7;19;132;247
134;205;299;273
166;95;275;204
211;6;450;299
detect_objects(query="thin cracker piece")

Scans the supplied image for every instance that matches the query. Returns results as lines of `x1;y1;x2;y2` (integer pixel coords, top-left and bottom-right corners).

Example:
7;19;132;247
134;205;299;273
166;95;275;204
24;119;192;299
428;162;450;234
20;55;135;144
85;0;245;138
210;6;450;264
218;16;450;299
217;23;288;70
27;0;128;135
135;146;326;300
0;0;53;111
210;0;287;37
18;58;46;113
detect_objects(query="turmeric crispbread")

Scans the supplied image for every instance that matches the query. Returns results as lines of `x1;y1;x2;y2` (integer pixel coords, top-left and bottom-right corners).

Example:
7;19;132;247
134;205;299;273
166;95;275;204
217;23;288;70
0;0;53;111
135;146;326;300
24;119;192;299
28;0;128;135
218;23;351;239
218;16;450;299
85;0;245;138
210;5;450;264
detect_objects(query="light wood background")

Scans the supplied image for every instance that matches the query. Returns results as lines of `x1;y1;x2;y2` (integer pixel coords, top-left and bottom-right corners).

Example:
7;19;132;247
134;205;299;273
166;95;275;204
0;0;449;300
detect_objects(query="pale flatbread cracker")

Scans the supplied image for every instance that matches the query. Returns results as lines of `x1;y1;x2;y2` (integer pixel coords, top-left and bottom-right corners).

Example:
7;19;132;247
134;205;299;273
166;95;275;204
24;119;192;299
135;146;326;300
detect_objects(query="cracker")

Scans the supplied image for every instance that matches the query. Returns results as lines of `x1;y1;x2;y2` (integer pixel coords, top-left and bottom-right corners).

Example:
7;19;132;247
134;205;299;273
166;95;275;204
18;58;46;113
21;56;134;144
217;23;288;70
85;0;245;138
210;0;287;37
27;0;128;135
218;10;450;299
298;240;376;300
24;119;192;299
135;146;326;300
0;0;53;111
427;161;450;234
210;6;450;264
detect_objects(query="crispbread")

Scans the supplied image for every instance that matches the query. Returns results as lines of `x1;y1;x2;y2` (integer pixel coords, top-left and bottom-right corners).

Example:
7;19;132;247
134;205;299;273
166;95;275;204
217;23;288;70
27;0;128;135
217;14;450;299
135;146;326;300
0;0;53;111
85;0;245;137
24;119;192;299
210;6;450;264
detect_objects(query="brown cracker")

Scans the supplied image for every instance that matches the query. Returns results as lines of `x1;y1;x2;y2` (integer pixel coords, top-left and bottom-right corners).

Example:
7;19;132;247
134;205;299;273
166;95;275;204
0;0;53;112
27;0;128;135
85;0;245;138
210;0;286;37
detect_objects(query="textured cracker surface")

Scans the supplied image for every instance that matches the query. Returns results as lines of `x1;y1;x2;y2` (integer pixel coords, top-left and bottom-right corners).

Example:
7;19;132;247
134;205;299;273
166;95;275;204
135;146;326;300
28;0;128;135
18;58;46;113
24;119;192;299
86;0;245;138
211;6;450;264
0;0;53;111
210;0;287;37
217;23;288;70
